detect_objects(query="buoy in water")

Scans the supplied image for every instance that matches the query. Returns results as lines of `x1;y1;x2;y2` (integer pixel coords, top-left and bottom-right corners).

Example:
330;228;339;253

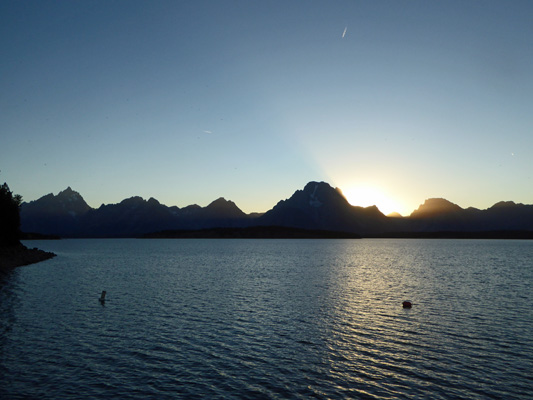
402;301;412;308
99;291;106;304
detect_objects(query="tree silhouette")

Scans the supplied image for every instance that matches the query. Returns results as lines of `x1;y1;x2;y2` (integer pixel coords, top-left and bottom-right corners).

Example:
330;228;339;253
0;182;22;246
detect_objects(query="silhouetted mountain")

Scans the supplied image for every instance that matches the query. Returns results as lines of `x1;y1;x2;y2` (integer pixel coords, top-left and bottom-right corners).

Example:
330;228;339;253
204;198;246;219
19;182;533;238
257;182;388;234
481;201;533;231
21;187;91;236
172;198;249;231
83;195;252;237
21;188;251;237
405;198;469;232
404;198;533;233
81;197;177;237
410;198;463;218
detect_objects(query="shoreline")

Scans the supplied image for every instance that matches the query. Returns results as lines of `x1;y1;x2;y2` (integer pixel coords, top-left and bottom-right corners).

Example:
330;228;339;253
0;244;56;271
142;226;361;239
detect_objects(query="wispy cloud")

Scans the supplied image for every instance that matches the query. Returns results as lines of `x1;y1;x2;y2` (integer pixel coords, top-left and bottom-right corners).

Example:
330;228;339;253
203;130;212;134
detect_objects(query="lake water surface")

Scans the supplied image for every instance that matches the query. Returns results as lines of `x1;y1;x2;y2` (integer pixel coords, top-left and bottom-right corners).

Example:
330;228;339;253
1;239;532;399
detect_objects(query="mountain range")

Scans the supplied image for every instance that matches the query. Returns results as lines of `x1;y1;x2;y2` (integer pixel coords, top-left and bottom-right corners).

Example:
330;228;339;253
20;181;533;238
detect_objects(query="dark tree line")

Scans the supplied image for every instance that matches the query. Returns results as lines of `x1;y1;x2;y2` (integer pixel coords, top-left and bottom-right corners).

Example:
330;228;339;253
0;182;22;246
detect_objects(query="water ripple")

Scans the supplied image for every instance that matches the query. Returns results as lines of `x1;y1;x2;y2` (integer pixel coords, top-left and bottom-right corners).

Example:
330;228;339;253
0;239;532;399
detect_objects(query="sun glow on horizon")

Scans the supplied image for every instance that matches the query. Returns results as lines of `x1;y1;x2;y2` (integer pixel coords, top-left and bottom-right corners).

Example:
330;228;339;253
341;185;404;216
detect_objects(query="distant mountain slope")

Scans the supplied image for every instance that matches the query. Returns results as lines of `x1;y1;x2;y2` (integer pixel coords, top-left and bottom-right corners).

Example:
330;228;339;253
21;189;252;237
80;197;177;237
21;187;91;236
19;182;533;237
257;182;388;234
174;198;249;230
410;198;464;218
407;198;533;232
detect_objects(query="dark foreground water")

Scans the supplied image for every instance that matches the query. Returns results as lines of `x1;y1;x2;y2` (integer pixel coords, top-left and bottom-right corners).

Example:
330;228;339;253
1;239;532;399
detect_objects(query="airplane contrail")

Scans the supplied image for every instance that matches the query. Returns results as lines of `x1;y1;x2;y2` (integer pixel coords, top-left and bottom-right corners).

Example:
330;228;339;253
342;26;347;38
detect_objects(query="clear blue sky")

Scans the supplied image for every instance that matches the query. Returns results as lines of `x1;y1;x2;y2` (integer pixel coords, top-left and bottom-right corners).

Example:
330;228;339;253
2;1;532;215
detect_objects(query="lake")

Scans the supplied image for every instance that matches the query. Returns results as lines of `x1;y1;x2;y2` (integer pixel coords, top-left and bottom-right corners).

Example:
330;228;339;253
1;239;532;399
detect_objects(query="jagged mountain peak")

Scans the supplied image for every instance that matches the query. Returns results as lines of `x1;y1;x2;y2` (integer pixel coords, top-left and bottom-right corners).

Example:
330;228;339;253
19;181;533;237
56;186;86;205
259;181;386;234
302;181;343;195
302;181;330;191
24;187;90;211
20;186;91;236
296;181;349;209
58;186;75;194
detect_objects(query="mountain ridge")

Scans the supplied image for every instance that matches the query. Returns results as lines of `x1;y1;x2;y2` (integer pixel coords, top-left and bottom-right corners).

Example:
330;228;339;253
20;181;533;237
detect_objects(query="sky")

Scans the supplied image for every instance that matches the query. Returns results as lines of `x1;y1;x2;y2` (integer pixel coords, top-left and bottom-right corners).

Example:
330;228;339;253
1;1;532;216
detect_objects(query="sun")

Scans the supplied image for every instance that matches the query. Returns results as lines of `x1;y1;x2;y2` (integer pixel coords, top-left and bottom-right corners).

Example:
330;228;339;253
341;185;402;216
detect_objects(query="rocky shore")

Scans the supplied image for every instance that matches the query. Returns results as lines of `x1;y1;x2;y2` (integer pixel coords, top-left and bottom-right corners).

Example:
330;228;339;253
0;244;56;271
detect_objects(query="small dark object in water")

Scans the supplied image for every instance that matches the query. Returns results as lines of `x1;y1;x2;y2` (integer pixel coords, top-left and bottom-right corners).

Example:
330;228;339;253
99;291;106;304
402;301;412;308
